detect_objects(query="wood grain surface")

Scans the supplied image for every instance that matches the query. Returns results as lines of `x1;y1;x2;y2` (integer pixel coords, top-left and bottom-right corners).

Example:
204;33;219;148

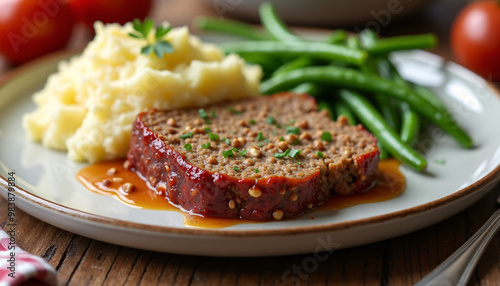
1;0;500;285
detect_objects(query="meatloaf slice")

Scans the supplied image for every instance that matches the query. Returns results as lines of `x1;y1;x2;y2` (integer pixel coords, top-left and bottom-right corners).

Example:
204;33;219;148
126;93;379;221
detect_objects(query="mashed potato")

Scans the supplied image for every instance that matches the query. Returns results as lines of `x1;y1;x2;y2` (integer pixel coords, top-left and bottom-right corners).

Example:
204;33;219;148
23;22;262;162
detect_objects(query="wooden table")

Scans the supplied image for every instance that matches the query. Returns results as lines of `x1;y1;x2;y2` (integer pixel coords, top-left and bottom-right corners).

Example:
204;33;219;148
2;0;500;285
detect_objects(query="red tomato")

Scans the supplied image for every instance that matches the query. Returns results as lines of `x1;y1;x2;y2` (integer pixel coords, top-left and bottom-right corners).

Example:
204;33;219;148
68;0;152;29
0;0;75;64
451;0;500;81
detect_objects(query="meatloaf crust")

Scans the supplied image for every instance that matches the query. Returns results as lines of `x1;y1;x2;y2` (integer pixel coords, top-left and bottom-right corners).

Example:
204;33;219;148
126;93;379;220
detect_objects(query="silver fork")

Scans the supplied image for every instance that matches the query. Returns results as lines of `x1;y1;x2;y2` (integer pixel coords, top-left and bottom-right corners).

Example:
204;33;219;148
415;192;500;286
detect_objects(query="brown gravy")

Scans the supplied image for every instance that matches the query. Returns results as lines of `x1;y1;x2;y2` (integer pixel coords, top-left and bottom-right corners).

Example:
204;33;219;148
77;159;405;228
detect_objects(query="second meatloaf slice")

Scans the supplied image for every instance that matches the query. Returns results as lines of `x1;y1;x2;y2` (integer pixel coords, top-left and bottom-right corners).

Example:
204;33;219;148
127;93;379;221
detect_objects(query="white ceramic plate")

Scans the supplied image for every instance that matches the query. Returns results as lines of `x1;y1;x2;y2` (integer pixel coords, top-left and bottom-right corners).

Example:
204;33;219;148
1;45;500;257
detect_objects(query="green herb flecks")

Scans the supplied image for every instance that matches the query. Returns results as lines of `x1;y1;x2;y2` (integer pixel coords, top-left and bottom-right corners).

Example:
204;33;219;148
202;142;211;149
286;126;300;135
209;133;219;141
266;115;276;125
184;143;192;151
434;158;446;164
129;19;174;58
317;151;324;158
198;108;210;124
233;166;240;171
179;132;193;139
256;132;269;143
288;149;301;158
222;149;234;158
227;107;242;114
274;149;290;158
321;131;332;142
275;148;301;159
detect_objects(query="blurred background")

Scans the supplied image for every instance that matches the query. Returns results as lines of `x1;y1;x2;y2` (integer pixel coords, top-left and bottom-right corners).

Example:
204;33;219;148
1;0;497;81
150;0;468;58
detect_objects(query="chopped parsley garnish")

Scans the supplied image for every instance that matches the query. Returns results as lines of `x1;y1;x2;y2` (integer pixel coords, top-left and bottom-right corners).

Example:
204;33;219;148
297;161;301;165
222;149;234;158
224;138;231;144
317;151;324;158
321;131;332;142
288;149;302;158
257;143;264;147
198;108;210;123
279;136;285;141
202;142;211;149
254;168;259;173
208;133;219;141
179;132;193;139
233;166;240;171
266;115;276;125
293;139;300;145
129;19;174;58
204;127;211;133
274;148;301;159
274;149;291;158
227;107;242;114
434;158;446;164
211;110;216;117
256;132;269;142
286;126;300;135
249;119;256;125
239;149;247;156
184;143;192;151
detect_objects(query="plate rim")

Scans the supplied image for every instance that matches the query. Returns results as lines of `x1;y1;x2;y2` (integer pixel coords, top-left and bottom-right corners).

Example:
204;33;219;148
1;49;500;238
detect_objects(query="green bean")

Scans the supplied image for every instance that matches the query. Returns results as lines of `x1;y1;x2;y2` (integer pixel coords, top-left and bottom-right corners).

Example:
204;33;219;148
386;63;447;132
272;56;313;77
378;142;391;160
290;82;321;97
259;2;302;42
400;102;420;146
377;58;422;146
338;89;427;171
379;58;445;113
348;35;401;131
412;84;448;113
358;29;378;48
324;29;348;45
362;33;437;55
383;59;421;146
375;94;400;131
333;101;357;125
194;17;272;41
222;41;367;65
260;66;472;148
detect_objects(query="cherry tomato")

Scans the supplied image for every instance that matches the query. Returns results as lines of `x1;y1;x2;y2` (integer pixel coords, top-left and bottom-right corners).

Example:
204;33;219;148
0;0;74;64
451;0;500;81
68;0;152;29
